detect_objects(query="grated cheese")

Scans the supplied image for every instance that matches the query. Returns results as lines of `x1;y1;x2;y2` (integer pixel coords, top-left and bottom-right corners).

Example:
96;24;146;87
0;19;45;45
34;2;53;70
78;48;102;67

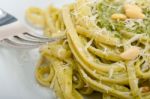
109;68;114;78
85;38;94;50
93;70;96;74
73;76;78;81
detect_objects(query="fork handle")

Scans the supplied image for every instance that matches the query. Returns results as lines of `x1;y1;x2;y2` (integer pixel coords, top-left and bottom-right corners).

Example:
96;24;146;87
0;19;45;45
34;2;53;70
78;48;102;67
0;9;17;26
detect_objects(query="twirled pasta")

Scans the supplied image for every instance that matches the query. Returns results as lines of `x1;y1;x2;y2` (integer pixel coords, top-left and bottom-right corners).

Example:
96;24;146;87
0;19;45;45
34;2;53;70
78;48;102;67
26;0;150;99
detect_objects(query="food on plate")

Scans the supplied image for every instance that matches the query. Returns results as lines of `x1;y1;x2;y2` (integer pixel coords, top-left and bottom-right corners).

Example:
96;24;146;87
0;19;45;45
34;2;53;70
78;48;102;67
26;0;150;99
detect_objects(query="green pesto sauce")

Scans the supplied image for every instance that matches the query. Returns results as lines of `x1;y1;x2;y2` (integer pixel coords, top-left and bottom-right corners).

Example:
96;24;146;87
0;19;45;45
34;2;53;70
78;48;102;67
96;0;150;36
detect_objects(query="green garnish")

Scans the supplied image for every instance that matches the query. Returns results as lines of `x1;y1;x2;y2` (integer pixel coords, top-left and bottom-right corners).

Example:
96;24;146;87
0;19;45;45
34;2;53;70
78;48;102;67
96;0;150;35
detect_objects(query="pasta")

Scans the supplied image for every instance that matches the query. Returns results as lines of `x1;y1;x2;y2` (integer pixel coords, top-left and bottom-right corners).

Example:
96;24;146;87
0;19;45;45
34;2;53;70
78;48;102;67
26;0;150;99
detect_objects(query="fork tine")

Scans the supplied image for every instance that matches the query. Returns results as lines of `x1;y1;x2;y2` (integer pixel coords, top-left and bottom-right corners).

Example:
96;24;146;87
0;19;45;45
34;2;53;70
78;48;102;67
24;33;50;40
1;39;42;48
14;35;46;44
1;34;66;49
10;36;45;45
23;33;66;42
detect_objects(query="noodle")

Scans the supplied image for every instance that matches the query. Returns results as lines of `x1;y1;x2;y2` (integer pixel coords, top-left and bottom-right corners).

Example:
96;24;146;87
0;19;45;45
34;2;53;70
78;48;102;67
26;0;150;99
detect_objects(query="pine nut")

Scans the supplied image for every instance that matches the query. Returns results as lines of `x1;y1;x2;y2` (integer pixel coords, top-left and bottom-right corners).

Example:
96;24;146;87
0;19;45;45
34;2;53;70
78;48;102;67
111;13;127;20
124;4;145;19
120;46;140;60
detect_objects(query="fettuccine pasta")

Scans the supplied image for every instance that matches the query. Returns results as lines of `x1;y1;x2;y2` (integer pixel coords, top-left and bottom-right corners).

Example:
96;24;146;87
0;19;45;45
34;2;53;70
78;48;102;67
26;0;150;99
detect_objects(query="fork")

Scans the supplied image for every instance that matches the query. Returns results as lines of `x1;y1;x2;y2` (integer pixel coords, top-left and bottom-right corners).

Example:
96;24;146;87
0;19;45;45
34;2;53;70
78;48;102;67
0;9;65;48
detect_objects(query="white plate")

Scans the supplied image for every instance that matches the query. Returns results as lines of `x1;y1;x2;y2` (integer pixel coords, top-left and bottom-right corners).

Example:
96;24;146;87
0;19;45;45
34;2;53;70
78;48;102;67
0;0;100;99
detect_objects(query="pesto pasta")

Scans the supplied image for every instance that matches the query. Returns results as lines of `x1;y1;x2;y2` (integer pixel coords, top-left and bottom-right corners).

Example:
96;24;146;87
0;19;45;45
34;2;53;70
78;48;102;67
26;0;150;99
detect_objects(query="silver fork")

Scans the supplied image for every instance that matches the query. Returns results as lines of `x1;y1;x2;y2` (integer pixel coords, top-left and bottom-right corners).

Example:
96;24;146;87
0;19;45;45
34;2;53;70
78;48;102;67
0;9;65;48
